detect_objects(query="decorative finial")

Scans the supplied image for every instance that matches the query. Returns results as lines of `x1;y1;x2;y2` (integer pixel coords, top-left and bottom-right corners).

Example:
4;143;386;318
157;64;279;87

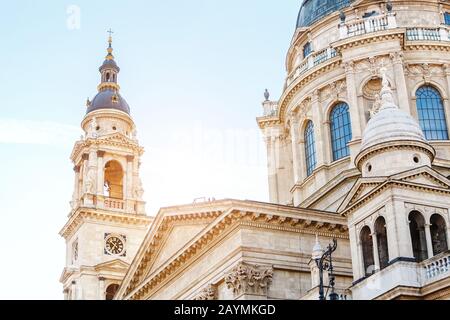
86;97;91;107
264;89;270;101
106;29;114;60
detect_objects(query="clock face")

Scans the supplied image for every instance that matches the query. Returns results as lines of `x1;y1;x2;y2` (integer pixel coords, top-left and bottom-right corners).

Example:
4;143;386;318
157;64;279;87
105;235;125;256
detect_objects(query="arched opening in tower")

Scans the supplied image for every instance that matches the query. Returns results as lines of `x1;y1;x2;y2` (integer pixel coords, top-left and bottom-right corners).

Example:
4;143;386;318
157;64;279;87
409;211;428;262
374;216;389;269
360;226;375;276
105;283;120;300
104;160;124;199
430;214;448;256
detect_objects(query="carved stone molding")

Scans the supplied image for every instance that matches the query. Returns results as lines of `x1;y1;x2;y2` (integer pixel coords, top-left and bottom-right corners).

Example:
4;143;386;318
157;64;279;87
320;80;347;101
193;284;216;300
405;63;444;81
225;263;273;297
355;55;391;76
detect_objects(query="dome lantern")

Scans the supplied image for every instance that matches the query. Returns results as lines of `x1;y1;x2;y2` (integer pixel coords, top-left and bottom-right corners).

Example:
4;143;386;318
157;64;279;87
86;30;130;115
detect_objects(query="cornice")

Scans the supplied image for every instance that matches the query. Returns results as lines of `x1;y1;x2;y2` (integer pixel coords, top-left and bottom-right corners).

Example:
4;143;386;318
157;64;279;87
256;116;282;130
278;57;342;122
405;41;450;52
333;29;405;52
59;208;152;240
70;133;143;162
341;179;450;217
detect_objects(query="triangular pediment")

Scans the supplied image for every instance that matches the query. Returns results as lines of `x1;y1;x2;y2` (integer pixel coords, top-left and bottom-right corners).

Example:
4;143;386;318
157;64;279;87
340;167;450;213
97;133;136;145
94;259;130;272
338;177;386;212
391;166;450;189
147;222;210;276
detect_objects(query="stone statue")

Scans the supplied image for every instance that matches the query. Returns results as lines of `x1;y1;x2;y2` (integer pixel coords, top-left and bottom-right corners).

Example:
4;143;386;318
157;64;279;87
89;117;98;138
264;89;270;101
84;169;96;194
131;128;138;141
369;93;382;118
134;177;144;199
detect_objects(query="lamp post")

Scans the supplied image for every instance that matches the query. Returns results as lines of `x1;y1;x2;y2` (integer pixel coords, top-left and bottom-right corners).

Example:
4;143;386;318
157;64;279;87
314;238;338;300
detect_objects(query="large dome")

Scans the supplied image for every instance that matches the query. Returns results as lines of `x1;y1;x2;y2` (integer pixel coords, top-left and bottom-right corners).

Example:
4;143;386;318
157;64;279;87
87;89;130;115
296;0;353;28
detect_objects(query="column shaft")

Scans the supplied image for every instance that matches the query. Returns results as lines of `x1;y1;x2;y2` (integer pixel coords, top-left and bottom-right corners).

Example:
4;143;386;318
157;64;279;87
425;224;434;259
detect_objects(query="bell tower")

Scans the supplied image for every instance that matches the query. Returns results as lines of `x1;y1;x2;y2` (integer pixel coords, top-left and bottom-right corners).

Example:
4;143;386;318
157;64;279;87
59;33;153;300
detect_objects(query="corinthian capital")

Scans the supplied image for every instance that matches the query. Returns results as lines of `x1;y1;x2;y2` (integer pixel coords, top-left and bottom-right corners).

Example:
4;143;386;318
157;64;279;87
344;61;355;73
225;263;273;297
193;284;216;300
389;51;404;64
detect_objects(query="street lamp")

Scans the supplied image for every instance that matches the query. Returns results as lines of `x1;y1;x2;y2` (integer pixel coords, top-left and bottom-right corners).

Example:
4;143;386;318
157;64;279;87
314;238;338;300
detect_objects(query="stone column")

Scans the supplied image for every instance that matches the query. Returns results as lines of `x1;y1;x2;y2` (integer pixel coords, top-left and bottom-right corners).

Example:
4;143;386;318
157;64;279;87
394;201;414;258
385;204;399;261
344;61;362;140
371;232;380;271
72;166;80;206
98;277;106;300
71;281;77;300
264;128;281;203
349;226;362;280
96;151;105;196
126;155;134;198
322;121;332;164
63;289;69;300
311;90;325;166
391;52;410;113
442;64;450;131
288;114;302;184
424;224;434;259
358;240;366;277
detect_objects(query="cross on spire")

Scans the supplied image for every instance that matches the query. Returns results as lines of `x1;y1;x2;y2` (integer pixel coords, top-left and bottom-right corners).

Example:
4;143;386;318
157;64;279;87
107;28;114;37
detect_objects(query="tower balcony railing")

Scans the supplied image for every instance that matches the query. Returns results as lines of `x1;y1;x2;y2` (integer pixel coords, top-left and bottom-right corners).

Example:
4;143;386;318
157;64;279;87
104;197;125;210
339;12;397;40
422;250;450;285
406;26;450;42
286;47;337;87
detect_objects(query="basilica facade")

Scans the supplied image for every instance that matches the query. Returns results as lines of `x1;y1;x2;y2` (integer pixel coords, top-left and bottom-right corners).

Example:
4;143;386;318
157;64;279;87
60;0;450;300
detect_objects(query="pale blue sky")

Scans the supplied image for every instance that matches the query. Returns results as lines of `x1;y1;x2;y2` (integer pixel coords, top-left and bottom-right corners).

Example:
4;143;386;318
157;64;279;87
0;1;300;299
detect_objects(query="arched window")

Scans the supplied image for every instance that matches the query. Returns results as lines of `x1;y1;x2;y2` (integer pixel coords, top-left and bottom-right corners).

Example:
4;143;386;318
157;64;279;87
304;121;317;176
416;86;449;140
105;284;120;300
303;42;312;58
360;226;375;276
104;160;124;199
409;211;428;262
106;72;110;82
374;217;389;269
430;214;448;256
330;102;352;161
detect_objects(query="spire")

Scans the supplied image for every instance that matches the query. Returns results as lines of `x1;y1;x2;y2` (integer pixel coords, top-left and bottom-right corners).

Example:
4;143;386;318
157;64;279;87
106;28;114;61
